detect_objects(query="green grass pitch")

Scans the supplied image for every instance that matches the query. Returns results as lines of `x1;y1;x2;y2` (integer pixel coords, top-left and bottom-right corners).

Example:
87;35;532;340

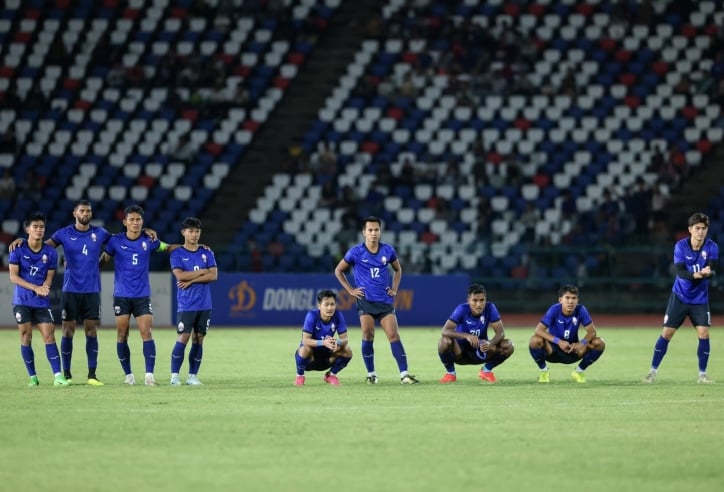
0;326;723;492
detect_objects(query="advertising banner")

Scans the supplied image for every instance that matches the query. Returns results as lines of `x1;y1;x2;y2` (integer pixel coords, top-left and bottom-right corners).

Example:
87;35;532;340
191;273;470;327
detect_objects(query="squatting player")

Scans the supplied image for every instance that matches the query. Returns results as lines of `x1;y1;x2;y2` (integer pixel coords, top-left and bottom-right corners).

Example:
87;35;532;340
528;284;605;383
438;283;514;383
294;289;352;386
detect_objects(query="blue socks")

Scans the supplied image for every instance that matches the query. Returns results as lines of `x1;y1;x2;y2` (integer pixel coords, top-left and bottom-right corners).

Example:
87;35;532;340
171;341;186;373
21;345;36;376
529;347;547;369
45;343;62;374
60;336;72;374
439;350;455;373
295;352;310;376
330;356;351;374
86;335;99;372
189;343;203;375
578;349;603;370
361;340;375;373
117;342;132;375
651;336;670;369
698;338;710;373
390;340;408;372
142;340;156;373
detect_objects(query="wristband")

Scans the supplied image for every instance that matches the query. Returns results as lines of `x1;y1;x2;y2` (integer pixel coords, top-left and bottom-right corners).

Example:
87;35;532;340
552;337;561;345
316;339;323;347
580;338;588;346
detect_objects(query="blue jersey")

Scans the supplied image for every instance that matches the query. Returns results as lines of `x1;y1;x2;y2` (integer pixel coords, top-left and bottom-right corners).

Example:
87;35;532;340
343;242;398;303
105;234;163;297
448;301;501;340
301;309;348;343
50;224;110;293
170;246;217;311
9;243;58;308
672;237;719;304
540;303;592;343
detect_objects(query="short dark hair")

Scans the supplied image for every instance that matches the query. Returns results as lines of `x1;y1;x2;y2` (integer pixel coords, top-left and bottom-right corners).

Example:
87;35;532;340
468;283;487;296
182;217;202;229
124;205;144;217
688;213;710;228
24;211;47;228
74;200;92;210
317;289;337;303
559;284;579;297
362;216;382;229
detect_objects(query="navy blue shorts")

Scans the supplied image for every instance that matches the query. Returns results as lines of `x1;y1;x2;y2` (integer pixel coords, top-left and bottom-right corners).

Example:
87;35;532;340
455;339;488;364
13;305;55;325
176;310;211;335
113;297;153;318
356;298;395;321
545;343;583;364
664;292;710;328
62;292;101;321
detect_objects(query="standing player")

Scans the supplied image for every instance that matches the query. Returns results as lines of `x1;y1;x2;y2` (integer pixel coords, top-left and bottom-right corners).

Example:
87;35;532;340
9;212;68;386
294;289;353;386
102;205;172;386
643;212;718;384
334;216;419;384
169;217;218;386
528;284;605;383
437;283;514;383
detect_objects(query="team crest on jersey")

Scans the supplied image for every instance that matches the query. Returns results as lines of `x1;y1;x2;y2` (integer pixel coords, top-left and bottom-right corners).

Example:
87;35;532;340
702;251;707;259
573;316;578;326
382;256;388;265
202;254;207;263
91;233;97;242
142;241;148;250
480;316;485;323
42;254;48;263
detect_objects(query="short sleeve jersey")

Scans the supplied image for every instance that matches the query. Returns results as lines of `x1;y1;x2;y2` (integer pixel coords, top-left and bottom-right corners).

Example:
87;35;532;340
343;242;398;303
9;242;58;308
672;237;719;304
301;309;348;343
50;224;110;293
540;303;593;343
448;301;502;341
170;246;217;312
105;233;162;297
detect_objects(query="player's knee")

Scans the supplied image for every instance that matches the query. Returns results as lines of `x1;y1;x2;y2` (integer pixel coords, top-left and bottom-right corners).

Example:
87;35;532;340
438;336;453;351
591;337;605;351
529;335;545;348
500;339;514;356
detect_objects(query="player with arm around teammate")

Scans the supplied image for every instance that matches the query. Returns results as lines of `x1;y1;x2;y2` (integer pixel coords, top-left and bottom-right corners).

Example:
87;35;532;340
8;212;68;387
294;289;353;386
438;283;514;383
528;284;605;383
169;217;218;386
102;205;173;386
643;212;718;384
334;216;419;385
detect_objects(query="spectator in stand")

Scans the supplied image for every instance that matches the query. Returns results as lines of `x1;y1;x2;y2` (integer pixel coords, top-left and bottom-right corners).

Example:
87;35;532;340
0;168;16;201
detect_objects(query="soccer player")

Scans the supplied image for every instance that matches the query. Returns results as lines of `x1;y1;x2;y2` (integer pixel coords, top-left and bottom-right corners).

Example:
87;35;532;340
102;205;172;386
334;216;419;384
294;289;352;386
643;212;718;384
528;284;605;383
437;283;514;383
9;212;68;387
169;217;218;386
